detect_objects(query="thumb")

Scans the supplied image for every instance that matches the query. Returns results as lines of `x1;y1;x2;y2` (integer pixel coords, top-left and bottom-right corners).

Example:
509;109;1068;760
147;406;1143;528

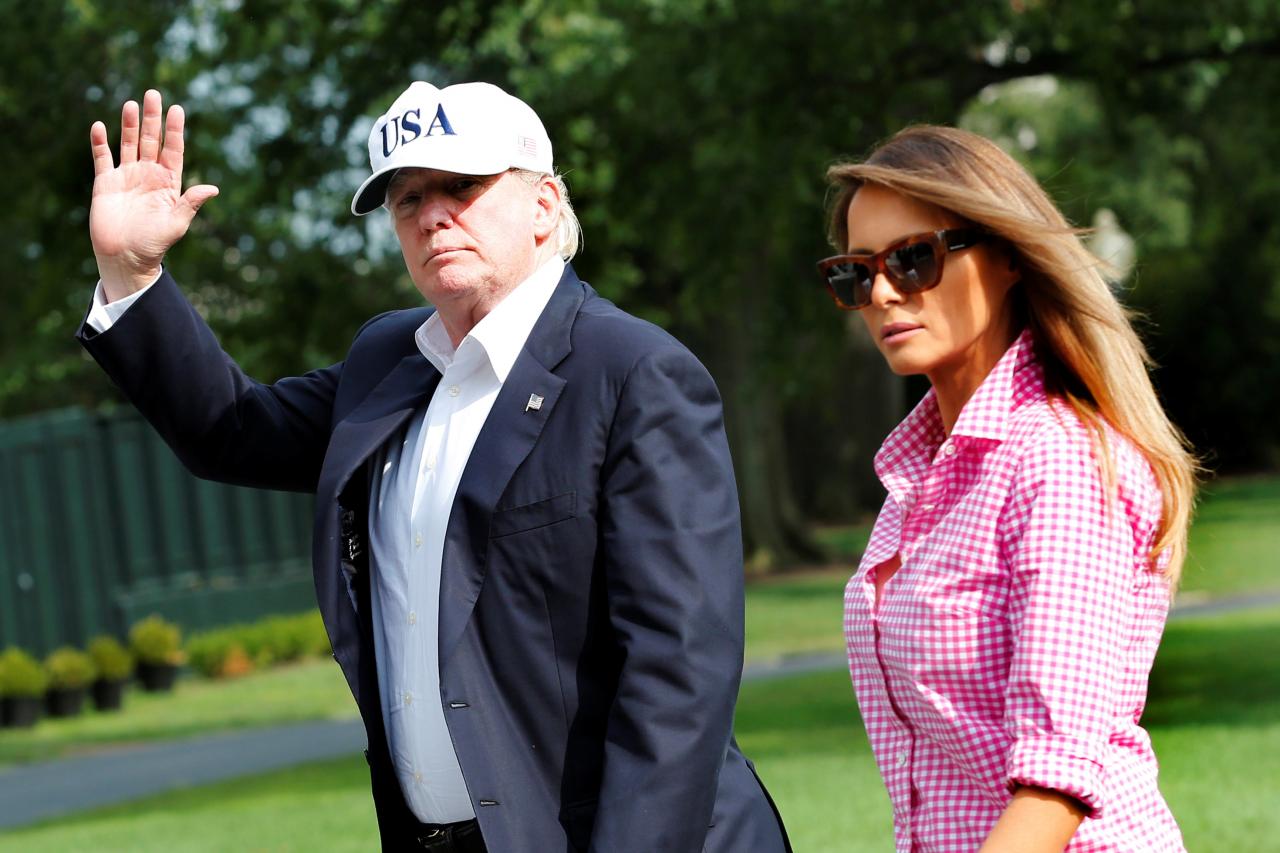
176;184;220;224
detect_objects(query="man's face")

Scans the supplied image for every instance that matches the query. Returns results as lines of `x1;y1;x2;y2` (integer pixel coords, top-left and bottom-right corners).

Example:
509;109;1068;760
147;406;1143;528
387;168;552;310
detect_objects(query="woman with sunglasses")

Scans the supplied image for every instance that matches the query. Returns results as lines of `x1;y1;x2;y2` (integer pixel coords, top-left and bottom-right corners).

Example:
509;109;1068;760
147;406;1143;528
821;126;1195;852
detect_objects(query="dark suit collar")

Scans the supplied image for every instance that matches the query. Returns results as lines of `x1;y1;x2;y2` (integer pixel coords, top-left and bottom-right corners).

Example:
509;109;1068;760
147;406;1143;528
318;352;441;502
522;262;586;371
318;264;584;503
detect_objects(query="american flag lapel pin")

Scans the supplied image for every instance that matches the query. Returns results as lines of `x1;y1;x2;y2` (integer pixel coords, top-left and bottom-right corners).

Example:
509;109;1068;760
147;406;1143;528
525;393;544;412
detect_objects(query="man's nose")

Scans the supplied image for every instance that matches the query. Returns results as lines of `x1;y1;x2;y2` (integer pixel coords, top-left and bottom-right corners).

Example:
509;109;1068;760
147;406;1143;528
416;193;454;231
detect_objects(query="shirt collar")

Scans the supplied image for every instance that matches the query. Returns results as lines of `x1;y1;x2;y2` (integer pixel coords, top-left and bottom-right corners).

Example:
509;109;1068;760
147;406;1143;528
949;327;1039;443
414;256;565;381
874;328;1041;495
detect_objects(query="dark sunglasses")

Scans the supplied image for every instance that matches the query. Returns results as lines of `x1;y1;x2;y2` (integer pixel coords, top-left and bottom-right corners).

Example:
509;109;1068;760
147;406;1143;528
816;228;989;310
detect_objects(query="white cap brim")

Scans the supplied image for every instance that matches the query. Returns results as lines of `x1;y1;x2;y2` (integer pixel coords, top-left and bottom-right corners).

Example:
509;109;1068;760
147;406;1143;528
351;81;553;216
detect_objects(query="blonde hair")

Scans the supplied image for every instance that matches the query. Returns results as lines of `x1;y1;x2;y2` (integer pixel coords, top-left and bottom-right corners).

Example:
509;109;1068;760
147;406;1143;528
514;169;582;261
827;125;1197;584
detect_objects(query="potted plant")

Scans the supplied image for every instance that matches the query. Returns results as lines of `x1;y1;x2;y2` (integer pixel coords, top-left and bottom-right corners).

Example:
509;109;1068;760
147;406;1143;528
128;615;185;692
44;647;97;718
0;647;48;728
87;635;133;711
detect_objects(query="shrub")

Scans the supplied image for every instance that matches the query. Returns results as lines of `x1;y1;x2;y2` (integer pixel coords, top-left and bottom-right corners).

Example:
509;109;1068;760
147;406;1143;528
261;615;313;663
187;628;255;680
0;647;49;697
239;622;281;669
269;611;331;661
300;610;333;657
44;648;97;690
185;611;331;679
87;636;134;681
128;615;185;666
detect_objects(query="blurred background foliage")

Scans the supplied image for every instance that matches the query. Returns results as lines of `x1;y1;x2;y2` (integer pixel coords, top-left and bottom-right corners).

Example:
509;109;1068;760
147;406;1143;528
2;0;1278;569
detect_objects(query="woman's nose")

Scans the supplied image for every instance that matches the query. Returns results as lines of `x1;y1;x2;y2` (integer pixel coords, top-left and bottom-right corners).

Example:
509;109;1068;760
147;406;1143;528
868;271;902;307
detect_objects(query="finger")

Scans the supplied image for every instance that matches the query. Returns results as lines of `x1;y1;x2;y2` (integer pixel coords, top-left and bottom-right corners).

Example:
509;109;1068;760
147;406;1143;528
177;184;220;223
119;100;139;165
158;104;186;176
90;121;116;177
138;89;163;162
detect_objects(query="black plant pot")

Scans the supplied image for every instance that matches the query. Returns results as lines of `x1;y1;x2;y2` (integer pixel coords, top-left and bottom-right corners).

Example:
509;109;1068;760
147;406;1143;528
1;695;42;728
45;687;87;718
91;678;127;712
135;661;179;692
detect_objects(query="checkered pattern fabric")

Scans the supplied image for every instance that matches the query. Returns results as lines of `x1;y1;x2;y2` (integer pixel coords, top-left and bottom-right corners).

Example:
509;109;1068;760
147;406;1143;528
845;330;1185;851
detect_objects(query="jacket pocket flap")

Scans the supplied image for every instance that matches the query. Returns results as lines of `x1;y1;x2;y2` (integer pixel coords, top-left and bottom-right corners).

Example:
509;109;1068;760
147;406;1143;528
490;491;577;538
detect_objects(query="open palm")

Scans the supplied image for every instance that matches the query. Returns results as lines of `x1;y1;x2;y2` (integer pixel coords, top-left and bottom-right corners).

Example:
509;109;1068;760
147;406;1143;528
89;89;218;299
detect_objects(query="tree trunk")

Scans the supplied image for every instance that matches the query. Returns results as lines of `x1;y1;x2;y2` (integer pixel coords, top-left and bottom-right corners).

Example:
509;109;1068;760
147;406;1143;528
703;254;824;574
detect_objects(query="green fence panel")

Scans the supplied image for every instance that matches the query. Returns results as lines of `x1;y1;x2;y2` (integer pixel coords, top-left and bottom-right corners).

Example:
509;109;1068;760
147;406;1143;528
0;407;316;656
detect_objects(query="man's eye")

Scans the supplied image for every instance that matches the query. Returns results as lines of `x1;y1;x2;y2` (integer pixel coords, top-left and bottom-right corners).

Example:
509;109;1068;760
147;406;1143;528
451;179;480;194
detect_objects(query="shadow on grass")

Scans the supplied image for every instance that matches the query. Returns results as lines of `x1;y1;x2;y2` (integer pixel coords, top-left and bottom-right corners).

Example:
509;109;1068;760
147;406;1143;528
749;579;847;604
1145;612;1280;728
735;669;867;758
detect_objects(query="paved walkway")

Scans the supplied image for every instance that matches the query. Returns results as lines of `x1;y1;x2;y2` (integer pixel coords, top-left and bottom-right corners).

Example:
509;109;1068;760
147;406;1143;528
2;590;1277;831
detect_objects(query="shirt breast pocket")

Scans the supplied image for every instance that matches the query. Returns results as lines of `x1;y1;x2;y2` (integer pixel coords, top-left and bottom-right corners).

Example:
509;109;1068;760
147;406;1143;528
489;491;577;539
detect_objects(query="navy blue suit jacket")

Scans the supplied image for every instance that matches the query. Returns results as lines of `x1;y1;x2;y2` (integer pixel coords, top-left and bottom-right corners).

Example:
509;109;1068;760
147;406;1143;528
79;264;789;852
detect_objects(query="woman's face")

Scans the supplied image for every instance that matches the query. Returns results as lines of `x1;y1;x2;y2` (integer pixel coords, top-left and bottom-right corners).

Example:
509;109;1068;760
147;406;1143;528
846;185;1020;395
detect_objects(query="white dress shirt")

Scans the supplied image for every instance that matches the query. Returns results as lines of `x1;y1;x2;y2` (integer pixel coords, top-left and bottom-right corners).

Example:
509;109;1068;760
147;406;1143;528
87;256;566;825
366;255;564;823
86;277;155;331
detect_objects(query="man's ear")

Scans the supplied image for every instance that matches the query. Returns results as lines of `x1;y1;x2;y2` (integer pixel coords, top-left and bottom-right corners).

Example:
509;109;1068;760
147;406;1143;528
533;176;561;243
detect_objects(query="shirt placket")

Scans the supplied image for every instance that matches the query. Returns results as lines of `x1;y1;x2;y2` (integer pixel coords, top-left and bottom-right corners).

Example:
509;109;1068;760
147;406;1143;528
403;358;471;803
879;441;960;848
869;494;918;845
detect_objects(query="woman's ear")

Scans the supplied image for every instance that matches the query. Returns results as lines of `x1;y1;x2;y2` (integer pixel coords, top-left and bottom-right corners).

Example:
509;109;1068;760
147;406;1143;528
993;240;1022;288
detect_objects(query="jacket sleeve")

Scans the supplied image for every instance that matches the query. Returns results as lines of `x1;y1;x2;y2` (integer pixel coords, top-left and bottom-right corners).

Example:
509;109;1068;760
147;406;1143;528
76;270;340;493
590;344;745;852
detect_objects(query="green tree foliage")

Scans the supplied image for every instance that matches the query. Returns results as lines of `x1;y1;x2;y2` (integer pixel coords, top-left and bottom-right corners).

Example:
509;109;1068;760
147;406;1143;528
4;0;1278;565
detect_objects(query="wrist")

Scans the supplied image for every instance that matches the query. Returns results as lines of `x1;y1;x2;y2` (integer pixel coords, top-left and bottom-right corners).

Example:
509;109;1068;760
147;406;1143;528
96;256;162;303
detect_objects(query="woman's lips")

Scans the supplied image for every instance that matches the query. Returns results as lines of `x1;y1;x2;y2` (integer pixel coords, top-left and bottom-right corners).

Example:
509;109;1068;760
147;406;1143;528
881;322;923;343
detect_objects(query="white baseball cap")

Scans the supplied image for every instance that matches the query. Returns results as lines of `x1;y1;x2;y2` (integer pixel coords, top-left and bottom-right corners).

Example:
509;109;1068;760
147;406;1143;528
351;81;554;216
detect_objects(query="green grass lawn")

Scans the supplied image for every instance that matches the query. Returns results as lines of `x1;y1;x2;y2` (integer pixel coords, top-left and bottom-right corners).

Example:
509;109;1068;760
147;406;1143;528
0;657;354;766
6;606;1277;851
1178;473;1280;598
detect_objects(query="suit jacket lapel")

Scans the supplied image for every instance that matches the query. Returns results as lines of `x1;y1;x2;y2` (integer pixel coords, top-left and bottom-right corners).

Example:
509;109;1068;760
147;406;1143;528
320;353;441;501
438;267;585;667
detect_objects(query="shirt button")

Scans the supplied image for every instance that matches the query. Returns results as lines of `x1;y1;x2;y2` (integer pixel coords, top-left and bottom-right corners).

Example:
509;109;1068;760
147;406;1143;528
414;772;423;783
921;503;935;511
408;611;417;625
414;533;422;548
448;385;461;397
943;444;957;457
425;453;436;470
403;692;413;707
897;749;909;767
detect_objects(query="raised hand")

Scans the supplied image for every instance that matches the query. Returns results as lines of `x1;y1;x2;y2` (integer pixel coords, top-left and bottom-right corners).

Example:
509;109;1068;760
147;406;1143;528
89;89;220;302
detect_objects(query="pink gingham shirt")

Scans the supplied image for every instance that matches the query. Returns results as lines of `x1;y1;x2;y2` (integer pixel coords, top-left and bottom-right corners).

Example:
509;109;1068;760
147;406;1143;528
845;330;1184;852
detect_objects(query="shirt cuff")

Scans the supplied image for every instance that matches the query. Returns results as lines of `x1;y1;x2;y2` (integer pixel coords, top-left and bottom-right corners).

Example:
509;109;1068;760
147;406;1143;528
85;272;162;333
1005;735;1104;818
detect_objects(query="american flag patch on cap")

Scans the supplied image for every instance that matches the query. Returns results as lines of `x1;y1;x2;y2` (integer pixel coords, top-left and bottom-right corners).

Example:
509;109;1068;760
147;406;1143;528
518;136;539;157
